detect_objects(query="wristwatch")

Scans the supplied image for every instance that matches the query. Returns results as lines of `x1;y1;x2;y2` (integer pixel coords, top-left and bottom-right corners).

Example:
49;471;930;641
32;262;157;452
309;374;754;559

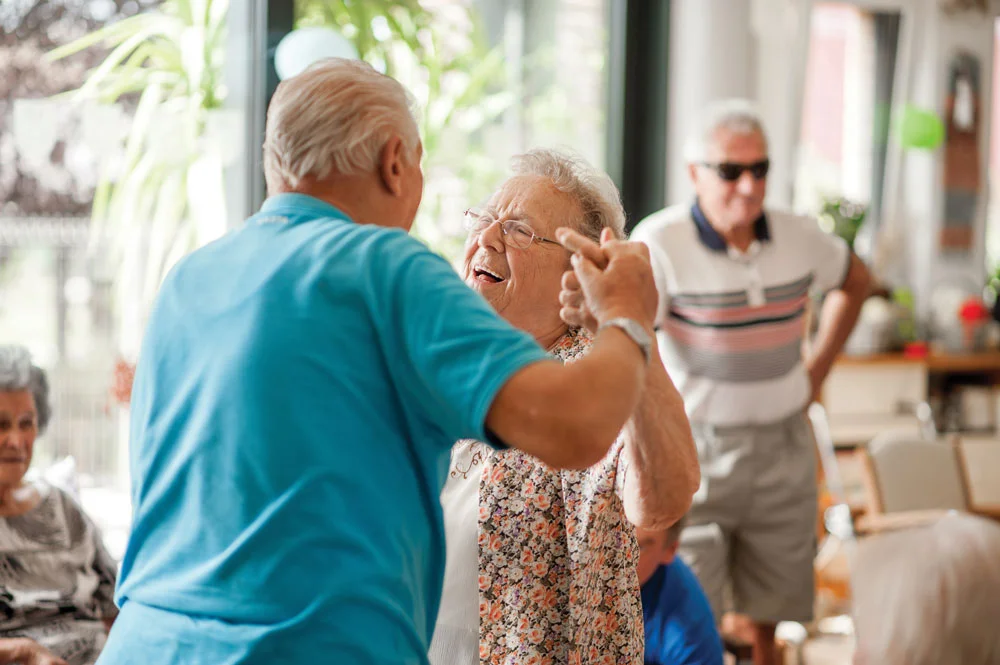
598;317;653;365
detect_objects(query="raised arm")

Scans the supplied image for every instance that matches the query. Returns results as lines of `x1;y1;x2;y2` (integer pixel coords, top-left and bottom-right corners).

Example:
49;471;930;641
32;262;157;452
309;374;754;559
556;228;699;526
618;337;699;529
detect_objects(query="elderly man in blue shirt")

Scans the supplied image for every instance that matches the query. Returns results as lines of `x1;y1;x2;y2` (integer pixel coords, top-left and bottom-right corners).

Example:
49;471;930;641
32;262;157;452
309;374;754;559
637;517;724;665
97;58;663;665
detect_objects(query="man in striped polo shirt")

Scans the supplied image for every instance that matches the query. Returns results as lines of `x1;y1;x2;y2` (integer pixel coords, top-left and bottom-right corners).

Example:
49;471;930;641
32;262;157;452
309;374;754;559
631;100;871;665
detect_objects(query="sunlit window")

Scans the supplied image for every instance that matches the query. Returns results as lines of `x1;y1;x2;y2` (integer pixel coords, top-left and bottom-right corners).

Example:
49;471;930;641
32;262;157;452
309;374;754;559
288;0;610;259
795;2;900;245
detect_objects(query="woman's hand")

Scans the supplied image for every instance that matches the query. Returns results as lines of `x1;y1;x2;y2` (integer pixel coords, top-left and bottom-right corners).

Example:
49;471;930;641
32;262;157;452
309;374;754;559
556;227;657;333
1;638;68;665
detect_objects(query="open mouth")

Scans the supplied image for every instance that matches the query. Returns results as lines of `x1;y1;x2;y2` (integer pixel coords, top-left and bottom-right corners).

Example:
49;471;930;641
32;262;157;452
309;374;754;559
473;267;505;284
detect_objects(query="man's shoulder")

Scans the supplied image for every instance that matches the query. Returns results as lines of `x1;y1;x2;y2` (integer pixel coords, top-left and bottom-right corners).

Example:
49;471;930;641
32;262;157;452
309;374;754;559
630;204;694;242
764;207;824;236
650;561;711;617
282;215;446;276
647;562;724;665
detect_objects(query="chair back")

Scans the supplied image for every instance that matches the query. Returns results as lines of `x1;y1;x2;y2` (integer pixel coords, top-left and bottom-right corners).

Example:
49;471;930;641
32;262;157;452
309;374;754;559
864;432;967;514
956;436;1000;516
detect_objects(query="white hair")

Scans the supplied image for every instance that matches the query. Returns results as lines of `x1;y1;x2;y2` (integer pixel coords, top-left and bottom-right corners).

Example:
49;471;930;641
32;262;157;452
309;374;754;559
852;513;1000;665
510;148;626;241
0;345;51;433
683;98;769;163
263;58;421;194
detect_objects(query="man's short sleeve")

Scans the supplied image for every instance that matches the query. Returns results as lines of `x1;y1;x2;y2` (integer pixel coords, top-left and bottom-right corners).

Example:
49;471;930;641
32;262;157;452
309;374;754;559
796;215;851;294
366;231;550;445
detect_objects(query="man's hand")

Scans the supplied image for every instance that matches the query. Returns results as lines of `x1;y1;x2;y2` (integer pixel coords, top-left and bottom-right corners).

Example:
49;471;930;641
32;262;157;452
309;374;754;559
4;638;68;665
806;360;829;405
555;227;657;332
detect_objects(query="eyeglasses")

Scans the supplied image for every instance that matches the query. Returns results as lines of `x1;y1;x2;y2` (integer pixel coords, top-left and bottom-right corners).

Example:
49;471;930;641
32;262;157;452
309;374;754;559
463;208;563;250
699;159;770;182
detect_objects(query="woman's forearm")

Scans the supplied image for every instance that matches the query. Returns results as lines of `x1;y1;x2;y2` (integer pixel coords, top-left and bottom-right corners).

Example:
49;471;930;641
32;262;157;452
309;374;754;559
621;344;699;529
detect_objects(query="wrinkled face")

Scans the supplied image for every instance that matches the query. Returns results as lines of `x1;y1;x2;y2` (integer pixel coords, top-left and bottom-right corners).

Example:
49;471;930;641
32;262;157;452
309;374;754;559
0;391;37;487
690;127;768;234
461;175;577;338
636;527;676;586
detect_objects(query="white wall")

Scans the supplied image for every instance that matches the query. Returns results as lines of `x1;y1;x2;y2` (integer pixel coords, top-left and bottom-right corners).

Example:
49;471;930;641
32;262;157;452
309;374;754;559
665;0;756;207
664;0;811;210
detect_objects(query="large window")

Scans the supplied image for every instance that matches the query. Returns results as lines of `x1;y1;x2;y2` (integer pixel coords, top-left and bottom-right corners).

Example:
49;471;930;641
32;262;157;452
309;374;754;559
1;0;656;558
795;2;900;245
0;0;166;556
277;0;612;259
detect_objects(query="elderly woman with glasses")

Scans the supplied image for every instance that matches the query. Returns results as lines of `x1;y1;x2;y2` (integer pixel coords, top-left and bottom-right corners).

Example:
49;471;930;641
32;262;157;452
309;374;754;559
0;346;118;665
429;149;700;665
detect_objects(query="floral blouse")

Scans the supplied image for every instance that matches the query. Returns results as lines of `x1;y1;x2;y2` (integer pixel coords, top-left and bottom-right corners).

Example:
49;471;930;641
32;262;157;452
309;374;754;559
455;327;643;665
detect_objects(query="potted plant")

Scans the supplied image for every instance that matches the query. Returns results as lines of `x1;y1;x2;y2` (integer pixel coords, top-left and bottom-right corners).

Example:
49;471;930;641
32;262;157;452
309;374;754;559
818;196;867;250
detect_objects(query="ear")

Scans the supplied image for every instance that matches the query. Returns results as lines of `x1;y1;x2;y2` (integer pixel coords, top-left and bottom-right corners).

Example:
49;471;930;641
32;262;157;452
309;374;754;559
663;539;680;565
378;135;406;197
687;162;699;185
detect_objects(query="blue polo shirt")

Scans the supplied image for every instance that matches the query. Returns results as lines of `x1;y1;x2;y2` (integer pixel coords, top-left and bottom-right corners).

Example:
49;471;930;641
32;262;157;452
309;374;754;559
100;194;549;665
641;559;724;665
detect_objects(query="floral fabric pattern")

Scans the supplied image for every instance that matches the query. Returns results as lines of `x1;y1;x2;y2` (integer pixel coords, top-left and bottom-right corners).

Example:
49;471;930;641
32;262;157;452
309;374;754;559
473;327;642;665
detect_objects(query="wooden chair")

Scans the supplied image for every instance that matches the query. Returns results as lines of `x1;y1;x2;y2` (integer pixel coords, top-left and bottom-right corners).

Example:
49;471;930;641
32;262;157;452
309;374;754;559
955;436;1000;519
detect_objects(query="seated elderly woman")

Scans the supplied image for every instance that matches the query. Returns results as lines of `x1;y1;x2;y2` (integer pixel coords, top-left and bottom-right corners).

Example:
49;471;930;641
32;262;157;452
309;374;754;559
0;346;118;665
852;512;1000;665
429;149;700;664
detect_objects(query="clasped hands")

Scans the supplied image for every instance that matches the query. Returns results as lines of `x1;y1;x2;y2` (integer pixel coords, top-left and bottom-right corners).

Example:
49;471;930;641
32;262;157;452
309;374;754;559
553;227;658;334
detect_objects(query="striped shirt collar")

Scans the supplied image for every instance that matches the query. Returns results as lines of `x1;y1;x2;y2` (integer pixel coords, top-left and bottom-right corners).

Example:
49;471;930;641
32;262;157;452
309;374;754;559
691;200;770;252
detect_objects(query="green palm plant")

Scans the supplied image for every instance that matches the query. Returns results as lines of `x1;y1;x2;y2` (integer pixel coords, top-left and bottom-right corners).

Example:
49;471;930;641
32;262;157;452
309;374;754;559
47;0;228;355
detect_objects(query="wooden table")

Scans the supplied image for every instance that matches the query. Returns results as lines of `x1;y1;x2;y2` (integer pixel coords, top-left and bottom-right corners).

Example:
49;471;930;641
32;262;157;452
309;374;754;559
835;350;1000;372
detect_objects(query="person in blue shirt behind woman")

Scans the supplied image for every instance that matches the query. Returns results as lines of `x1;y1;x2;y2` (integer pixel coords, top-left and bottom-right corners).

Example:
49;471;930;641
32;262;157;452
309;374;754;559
638;516;724;665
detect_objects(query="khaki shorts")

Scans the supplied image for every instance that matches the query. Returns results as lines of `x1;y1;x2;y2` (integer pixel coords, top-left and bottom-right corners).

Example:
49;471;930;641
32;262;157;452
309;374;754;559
679;412;817;625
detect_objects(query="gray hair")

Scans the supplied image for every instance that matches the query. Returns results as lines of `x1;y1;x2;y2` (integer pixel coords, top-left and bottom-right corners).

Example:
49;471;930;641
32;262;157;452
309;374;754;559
263;58;421;194
683;99;769;163
511;148;626;241
0;345;51;433
852;513;1000;665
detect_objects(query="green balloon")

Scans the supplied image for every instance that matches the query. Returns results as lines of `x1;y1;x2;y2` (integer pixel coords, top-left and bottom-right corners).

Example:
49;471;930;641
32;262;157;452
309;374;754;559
897;105;945;150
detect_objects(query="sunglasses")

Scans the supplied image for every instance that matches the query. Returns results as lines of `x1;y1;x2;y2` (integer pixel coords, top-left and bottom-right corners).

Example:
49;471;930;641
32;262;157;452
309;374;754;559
699;159;770;182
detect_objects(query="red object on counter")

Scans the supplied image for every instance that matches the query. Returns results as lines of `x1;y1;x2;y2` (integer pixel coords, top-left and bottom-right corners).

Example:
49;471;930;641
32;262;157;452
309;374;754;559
903;341;929;358
958;297;990;322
